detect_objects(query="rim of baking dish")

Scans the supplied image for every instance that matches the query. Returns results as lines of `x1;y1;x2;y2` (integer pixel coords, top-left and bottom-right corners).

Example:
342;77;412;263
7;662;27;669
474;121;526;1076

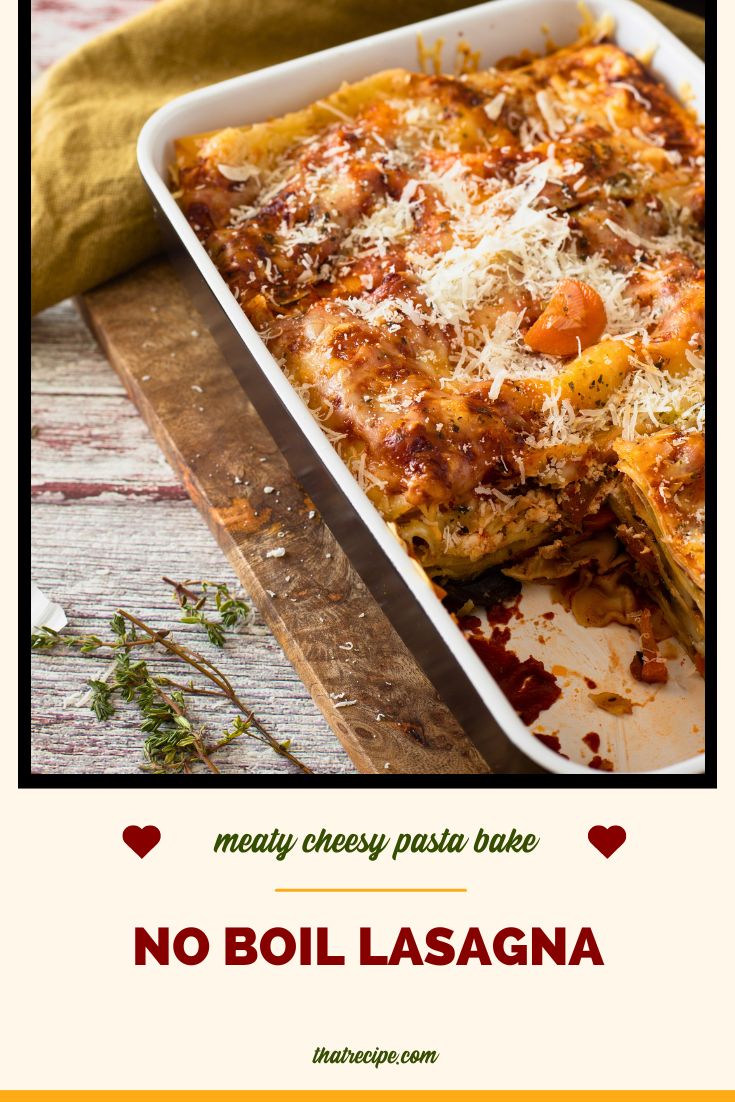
138;0;705;775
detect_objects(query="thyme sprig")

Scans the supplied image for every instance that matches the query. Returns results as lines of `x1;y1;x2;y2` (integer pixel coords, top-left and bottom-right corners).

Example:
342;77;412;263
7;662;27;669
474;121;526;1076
31;583;311;775
163;577;250;647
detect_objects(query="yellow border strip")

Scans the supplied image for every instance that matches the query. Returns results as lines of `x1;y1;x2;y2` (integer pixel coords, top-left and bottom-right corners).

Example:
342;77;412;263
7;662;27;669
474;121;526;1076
1;1092;733;1099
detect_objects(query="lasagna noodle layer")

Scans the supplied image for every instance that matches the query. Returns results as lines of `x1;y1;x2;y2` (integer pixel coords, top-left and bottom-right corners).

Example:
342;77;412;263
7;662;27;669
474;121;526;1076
611;429;704;657
173;37;705;651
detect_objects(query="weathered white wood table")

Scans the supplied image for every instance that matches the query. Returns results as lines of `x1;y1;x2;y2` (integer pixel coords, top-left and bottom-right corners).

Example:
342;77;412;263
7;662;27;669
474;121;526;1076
30;0;354;774
31;297;354;776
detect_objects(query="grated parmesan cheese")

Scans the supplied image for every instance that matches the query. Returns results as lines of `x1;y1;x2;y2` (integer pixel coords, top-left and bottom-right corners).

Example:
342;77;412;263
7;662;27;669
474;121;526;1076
217;162;260;182
535;90;566;137
483;93;506;121
200;49;705;529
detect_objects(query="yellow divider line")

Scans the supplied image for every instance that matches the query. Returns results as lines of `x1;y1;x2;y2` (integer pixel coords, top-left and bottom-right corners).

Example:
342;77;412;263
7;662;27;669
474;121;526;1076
1;1090;729;1098
274;887;467;893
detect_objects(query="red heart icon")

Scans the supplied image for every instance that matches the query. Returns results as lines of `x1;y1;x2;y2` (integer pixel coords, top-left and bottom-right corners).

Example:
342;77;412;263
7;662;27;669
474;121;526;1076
123;825;161;859
588;825;626;858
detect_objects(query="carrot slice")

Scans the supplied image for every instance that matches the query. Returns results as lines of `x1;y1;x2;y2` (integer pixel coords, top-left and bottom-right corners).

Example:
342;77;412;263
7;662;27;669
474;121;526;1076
524;279;607;357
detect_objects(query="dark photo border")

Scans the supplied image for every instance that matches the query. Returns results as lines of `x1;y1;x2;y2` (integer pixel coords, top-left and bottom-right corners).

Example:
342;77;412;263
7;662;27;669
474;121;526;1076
25;3;714;789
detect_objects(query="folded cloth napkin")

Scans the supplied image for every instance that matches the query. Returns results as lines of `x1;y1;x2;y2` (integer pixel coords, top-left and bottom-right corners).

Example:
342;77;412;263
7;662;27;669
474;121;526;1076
31;0;704;316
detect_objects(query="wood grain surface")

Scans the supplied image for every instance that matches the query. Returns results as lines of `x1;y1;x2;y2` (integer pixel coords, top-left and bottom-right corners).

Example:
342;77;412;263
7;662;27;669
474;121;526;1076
31;300;355;775
30;0;487;778
31;0;356;776
78;258;490;776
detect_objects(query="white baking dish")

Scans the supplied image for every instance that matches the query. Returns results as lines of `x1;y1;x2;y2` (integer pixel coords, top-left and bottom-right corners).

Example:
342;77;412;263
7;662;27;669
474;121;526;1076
137;0;706;776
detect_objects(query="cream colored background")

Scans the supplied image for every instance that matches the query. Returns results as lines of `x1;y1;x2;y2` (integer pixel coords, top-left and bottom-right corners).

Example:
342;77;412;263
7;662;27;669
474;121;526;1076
9;1;731;1091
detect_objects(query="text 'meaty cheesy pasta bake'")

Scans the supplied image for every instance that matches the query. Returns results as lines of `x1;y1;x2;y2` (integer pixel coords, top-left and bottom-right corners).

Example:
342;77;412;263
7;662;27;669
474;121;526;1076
172;28;705;694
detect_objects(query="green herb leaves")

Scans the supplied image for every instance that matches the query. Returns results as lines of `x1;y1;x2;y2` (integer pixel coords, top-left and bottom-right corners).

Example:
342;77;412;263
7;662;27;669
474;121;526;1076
163;577;250;647
31;580;311;776
87;679;116;722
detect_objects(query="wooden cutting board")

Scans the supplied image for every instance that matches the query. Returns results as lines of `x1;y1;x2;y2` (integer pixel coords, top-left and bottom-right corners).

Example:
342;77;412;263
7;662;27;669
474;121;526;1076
80;258;490;775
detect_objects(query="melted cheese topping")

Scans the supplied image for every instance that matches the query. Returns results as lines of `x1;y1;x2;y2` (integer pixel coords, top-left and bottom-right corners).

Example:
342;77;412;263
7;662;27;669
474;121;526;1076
173;39;705;602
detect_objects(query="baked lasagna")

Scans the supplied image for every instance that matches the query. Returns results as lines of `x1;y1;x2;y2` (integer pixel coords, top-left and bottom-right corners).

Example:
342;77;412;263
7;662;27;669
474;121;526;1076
172;31;705;663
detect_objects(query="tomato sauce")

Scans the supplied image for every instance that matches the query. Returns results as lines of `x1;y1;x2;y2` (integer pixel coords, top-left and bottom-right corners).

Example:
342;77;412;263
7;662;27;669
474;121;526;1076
533;732;569;759
467;626;561;726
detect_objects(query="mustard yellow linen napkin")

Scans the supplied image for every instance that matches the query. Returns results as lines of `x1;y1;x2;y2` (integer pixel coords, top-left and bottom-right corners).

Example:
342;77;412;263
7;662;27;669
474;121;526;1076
31;0;704;316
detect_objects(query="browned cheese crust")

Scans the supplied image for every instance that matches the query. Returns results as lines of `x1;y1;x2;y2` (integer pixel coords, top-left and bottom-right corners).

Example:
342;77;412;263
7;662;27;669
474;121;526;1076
172;37;705;646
